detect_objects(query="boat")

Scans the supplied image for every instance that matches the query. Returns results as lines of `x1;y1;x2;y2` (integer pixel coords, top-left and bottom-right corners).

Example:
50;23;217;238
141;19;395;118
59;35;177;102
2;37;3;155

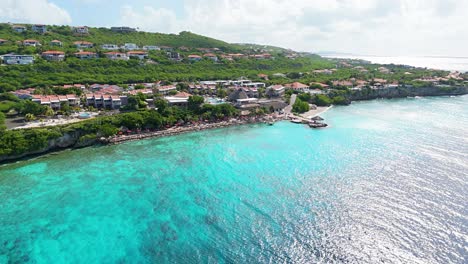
268;122;274;126
291;119;302;124
309;122;328;128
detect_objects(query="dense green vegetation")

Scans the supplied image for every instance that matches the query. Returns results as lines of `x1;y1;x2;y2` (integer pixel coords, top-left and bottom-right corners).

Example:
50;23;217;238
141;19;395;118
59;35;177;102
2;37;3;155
292;98;310;113
0;56;332;91
0;101;238;158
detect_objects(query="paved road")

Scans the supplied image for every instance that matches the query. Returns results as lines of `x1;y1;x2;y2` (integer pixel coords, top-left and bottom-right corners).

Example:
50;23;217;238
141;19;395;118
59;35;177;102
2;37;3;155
284;94;296;115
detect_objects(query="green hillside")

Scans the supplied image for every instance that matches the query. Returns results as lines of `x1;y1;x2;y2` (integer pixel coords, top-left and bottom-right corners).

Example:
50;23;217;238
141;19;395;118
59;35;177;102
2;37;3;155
0;23;242;52
0;23;335;90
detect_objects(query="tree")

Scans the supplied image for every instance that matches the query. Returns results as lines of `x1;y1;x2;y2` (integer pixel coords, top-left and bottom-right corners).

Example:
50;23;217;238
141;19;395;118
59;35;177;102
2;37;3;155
176;83;189;91
98;124;119;137
0;112;6;130
331;96;350;105
292;98;310;113
155;99;168;114
216;88;227;98
312;94;332;106
188;95;204;112
25;113;36;122
44;107;55;117
21;100;47;116
60;102;72;116
134;84;145;90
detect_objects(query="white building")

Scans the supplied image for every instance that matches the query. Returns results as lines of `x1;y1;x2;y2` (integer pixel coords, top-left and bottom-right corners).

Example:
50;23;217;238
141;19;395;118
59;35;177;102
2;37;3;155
101;44;119;50
123;43;139;50
1;54;34;65
127;51;148;60
12;25;27;33
104;52;129;60
73;26;89;35
143;45;160;51
23;39;41;47
31;24;47;34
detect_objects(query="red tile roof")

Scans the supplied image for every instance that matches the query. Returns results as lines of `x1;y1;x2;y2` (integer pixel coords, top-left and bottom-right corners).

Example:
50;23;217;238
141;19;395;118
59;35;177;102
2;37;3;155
127;51;147;55
73;41;93;45
42;50;65;55
285;82;308;89
174;92;192;98
74;51;96;55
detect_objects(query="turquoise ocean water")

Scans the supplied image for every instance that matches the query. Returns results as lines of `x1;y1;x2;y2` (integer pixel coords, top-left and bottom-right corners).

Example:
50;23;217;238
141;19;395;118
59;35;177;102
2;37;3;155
0;96;467;263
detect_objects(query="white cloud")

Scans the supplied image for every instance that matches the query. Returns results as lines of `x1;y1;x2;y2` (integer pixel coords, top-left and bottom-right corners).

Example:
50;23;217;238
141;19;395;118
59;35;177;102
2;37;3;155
0;0;71;25
119;0;468;56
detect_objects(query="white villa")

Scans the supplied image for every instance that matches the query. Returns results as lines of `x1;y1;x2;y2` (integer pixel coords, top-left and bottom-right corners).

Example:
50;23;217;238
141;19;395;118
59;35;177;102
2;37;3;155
101;44;119;50
1;54;34;65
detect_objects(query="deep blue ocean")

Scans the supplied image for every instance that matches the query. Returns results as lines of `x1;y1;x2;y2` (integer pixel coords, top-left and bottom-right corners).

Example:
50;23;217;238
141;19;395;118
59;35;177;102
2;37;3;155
0;96;467;263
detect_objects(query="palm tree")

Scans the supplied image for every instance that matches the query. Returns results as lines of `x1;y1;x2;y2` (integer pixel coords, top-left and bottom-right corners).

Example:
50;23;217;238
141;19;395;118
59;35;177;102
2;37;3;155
25;113;36;122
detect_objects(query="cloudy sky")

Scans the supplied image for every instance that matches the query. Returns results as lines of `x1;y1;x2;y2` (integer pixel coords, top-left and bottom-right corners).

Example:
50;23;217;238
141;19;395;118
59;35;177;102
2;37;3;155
1;0;467;56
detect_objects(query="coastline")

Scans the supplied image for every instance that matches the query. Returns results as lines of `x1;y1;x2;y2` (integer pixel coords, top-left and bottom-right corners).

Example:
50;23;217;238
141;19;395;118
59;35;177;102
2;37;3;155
2;92;467;164
101;115;284;145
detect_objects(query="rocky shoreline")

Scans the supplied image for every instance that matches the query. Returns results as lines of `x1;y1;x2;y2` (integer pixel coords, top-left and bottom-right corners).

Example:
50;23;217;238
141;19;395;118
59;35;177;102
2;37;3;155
100;115;284;145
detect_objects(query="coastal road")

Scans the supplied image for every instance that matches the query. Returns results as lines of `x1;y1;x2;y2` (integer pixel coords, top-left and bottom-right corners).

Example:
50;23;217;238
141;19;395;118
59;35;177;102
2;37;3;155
284;94;297;115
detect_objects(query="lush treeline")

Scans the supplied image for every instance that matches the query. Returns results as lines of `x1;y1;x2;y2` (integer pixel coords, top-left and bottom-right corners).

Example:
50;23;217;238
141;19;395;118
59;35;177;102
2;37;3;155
0;99;238;158
0;56;333;91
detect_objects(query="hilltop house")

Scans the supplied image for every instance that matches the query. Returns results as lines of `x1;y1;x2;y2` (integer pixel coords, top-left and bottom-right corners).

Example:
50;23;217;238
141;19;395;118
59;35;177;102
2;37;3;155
203;53;218;62
104;52;129;60
266;85;285;97
73;26;89;35
157;85;177;95
12;25;27;33
123;43;139;50
160;46;173;52
127;51;148;60
167;52;182;61
74;41;94;49
1;54;34;65
165;92;192;107
143;45;160;51
188;55;202;62
101;44;119;50
74;51;97;59
31;24;47;34
23;39;41;47
284;82;309;92
0;39;7;45
42;51;65;61
50;40;62;46
111;27;136;33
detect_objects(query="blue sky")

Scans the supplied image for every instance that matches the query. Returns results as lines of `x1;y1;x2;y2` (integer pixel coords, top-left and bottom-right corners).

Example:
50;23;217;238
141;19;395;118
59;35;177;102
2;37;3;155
52;0;185;27
1;0;467;57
